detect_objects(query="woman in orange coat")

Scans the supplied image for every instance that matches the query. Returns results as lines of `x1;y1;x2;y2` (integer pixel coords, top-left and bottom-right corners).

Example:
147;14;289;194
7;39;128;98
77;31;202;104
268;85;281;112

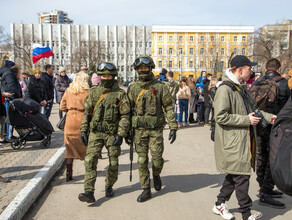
60;72;89;181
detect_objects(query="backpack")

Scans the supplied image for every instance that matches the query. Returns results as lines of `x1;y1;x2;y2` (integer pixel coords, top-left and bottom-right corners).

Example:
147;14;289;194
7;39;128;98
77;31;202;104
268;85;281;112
269;97;292;196
250;76;283;114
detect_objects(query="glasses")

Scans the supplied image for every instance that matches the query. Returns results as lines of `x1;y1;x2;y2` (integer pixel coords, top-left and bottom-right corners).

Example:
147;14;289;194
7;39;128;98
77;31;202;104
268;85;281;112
97;63;116;71
134;57;151;66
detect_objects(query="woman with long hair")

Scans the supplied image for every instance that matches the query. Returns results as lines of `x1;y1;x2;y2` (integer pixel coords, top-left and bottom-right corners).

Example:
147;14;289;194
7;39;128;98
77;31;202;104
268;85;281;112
208;77;218;123
176;77;191;127
186;77;197;123
60;72;89;181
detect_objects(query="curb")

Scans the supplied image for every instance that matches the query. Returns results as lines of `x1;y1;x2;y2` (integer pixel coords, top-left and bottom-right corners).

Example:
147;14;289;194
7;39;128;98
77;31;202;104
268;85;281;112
0;145;66;220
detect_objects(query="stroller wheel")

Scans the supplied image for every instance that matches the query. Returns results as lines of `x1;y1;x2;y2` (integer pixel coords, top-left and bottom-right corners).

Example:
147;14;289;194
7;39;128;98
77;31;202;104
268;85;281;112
10;138;22;150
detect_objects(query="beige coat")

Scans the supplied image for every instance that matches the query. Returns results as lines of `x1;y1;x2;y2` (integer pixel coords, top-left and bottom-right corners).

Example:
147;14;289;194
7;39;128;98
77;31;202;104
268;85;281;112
176;85;191;102
60;89;89;160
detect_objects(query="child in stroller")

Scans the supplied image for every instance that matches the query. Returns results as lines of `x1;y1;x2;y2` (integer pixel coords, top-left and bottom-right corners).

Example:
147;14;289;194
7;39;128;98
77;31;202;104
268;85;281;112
7;98;54;149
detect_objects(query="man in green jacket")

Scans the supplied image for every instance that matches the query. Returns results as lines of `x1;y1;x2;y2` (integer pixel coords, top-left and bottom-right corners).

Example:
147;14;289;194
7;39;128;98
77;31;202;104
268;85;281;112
212;55;276;220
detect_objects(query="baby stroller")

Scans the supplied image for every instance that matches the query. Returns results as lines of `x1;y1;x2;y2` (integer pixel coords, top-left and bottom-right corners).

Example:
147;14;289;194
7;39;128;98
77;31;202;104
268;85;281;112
7;98;54;149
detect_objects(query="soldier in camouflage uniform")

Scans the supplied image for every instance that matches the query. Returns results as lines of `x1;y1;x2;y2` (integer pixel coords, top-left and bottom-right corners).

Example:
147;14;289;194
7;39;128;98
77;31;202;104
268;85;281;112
78;62;130;203
127;55;178;202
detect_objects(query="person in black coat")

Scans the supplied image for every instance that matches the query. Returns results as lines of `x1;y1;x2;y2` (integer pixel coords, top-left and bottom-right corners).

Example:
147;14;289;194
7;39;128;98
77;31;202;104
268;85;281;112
28;69;48;107
0;60;22;100
41;64;55;119
203;73;212;125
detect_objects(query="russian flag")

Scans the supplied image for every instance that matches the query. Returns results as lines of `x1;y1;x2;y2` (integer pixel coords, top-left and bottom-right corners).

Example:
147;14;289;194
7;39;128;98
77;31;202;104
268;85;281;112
32;44;54;64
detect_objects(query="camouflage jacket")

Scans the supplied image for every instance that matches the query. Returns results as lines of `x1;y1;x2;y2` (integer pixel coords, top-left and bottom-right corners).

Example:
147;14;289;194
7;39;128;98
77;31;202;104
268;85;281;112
164;79;179;100
127;77;178;130
80;80;130;137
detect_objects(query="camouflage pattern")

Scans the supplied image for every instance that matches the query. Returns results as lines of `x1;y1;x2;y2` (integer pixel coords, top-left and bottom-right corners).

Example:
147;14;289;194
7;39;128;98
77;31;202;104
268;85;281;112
127;76;178;188
164;79;179;100
81;80;130;192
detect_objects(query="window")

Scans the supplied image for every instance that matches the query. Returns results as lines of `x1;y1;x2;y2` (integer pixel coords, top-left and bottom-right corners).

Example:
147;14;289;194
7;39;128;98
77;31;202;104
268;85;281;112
189;48;194;55
169;60;172;68
210;61;214;68
121;66;124;71
242;48;246;55
112;42;115;47
158;60;162;67
121;41;124;47
139;42;142;47
179;61;182;68
221;48;225;55
56;41;59;46
118;42;120;47
149;42;152;47
130;42;133;47
61;54;64;59
210;36;215;42
46;41;49;46
233;48;237;53
56;54;59;59
112;54;115;60
221;36;225;42
179;48;183;55
145;42;148;47
179;36;183;42
52;41;55;47
169;36;173;42
189;60;193;68
158;36;163;41
121;54;124;59
200;48;204;55
158;47;163;54
233;36;238;42
200;36;204;42
169;47;173;55
242;36;246;42
66;54;69;59
189;36;194;42
200;60;204;68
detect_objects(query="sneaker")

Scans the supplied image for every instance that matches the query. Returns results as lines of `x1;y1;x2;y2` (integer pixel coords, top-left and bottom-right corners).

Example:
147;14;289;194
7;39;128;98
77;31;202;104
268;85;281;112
212;203;234;220
178;123;183;128
242;212;263;220
259;194;285;209
185;123;189;127
204;123;211;127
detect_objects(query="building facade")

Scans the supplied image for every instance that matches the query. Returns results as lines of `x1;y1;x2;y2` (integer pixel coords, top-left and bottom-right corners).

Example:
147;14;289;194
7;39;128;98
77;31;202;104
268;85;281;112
152;25;254;79
38;10;73;24
10;23;152;80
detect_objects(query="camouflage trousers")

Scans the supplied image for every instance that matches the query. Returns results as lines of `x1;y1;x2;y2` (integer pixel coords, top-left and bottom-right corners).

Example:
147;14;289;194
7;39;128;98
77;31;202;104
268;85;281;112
134;127;164;189
84;131;121;192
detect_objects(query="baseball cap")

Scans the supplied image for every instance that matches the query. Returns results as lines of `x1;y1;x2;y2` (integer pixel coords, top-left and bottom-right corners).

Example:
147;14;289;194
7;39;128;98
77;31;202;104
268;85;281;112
230;55;257;69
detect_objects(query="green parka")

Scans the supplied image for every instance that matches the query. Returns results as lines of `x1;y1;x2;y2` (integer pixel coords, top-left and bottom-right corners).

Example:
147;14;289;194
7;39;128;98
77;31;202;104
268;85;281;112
214;71;273;175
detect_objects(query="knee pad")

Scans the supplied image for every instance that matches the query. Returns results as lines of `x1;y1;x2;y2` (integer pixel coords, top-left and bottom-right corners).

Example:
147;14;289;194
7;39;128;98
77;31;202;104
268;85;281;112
138;154;148;165
152;157;163;167
109;157;118;168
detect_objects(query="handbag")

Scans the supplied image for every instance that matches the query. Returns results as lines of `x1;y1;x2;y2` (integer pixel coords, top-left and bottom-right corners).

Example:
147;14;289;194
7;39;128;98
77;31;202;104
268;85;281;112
56;113;66;130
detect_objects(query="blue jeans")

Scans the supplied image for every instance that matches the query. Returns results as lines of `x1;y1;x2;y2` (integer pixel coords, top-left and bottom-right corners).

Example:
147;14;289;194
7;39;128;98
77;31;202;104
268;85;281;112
43;101;53;119
177;99;189;124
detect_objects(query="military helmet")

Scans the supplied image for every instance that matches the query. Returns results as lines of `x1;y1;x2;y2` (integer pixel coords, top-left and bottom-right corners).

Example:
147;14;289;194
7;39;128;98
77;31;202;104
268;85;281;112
132;55;155;70
96;62;118;76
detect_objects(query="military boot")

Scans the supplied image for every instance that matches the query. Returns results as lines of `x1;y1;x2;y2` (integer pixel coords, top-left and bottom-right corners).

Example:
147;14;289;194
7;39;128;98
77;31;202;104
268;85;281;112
105;185;114;197
137;187;151;202
153;175;162;191
78;191;95;203
259;194;285;209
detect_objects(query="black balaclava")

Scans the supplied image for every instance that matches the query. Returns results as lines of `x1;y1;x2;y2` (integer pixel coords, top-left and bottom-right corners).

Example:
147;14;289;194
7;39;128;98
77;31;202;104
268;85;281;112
100;78;114;88
137;66;152;82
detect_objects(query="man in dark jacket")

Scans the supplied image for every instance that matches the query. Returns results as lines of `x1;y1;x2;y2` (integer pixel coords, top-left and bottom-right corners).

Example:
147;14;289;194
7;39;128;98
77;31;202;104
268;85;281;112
41;64;55;119
255;58;290;209
203;73;212;125
0;60;22;100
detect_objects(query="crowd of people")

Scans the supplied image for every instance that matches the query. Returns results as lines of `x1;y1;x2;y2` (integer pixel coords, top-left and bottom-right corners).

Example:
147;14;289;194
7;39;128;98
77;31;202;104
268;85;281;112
1;54;292;220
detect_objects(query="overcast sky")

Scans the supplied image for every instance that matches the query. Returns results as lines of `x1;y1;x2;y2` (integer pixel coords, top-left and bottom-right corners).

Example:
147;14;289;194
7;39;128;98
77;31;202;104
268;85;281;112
1;0;291;34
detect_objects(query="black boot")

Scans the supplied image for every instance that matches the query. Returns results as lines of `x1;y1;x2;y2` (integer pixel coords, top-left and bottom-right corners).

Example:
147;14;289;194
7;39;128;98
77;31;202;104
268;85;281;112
137;187;151;202
259;194;285;209
260;189;283;198
189;113;195;123
105;185;114;197
153;175;162;191
66;163;73;182
78;191;95;203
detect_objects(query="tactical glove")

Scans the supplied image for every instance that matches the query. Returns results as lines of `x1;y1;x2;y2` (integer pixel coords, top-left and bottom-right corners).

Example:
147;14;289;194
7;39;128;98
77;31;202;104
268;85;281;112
125;132;133;145
168;130;176;144
112;134;123;146
81;131;88;146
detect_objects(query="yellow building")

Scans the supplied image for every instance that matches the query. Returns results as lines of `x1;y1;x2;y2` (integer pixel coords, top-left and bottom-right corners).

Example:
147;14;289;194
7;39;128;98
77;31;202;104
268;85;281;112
152;25;254;80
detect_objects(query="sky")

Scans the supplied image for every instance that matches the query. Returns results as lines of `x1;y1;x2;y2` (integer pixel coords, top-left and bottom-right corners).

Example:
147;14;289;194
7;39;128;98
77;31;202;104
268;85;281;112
0;0;291;34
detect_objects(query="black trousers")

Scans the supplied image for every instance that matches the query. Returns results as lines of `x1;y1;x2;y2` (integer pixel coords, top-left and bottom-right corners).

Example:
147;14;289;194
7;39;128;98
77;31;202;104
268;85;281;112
199;102;205;122
217;174;252;214
204;103;211;124
256;125;275;193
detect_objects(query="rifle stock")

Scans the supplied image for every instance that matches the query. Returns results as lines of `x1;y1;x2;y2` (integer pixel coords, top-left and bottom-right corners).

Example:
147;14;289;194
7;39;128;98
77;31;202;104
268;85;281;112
129;128;134;182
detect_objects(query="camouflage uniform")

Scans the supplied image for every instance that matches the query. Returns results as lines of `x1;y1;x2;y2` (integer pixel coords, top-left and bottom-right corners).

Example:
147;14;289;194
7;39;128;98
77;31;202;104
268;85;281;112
128;77;178;189
81;80;130;192
164;79;179;101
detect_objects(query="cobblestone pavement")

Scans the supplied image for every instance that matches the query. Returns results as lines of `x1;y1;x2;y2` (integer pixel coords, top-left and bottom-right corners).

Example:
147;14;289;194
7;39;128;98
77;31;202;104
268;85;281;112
0;104;64;214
